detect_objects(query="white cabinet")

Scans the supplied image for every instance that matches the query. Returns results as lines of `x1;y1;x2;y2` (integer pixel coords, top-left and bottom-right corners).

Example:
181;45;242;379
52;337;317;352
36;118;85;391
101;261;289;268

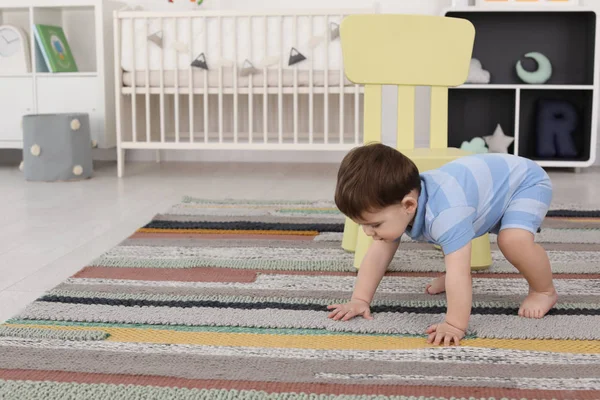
0;77;33;145
0;0;116;149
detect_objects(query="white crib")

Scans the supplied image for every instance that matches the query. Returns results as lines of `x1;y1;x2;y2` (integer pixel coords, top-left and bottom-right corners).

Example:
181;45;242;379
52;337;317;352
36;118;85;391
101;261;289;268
113;8;374;176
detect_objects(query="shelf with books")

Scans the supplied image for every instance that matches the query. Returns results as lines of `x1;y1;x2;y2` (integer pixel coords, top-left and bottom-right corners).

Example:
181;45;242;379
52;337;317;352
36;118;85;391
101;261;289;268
32;6;96;73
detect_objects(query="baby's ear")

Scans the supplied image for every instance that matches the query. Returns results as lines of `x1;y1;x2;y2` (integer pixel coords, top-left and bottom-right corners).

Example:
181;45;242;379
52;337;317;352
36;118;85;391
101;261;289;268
402;196;418;214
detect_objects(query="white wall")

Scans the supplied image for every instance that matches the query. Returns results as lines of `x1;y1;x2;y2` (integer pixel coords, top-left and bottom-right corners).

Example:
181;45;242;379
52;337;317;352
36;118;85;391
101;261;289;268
120;0;600;165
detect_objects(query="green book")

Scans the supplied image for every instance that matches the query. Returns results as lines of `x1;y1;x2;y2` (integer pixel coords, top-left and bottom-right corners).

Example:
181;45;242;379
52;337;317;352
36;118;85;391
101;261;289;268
33;24;78;73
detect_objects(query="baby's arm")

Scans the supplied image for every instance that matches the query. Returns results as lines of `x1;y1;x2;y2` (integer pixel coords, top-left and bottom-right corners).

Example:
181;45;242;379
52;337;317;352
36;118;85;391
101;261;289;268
328;239;399;321
426;242;472;345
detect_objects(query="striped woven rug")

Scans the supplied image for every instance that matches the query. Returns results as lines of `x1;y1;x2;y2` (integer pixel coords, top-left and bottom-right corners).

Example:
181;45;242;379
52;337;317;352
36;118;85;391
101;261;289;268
2;197;600;400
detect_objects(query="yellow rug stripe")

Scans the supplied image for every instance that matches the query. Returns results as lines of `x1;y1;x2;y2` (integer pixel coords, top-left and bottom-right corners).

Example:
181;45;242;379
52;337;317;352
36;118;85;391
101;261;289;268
4;324;600;354
136;228;319;236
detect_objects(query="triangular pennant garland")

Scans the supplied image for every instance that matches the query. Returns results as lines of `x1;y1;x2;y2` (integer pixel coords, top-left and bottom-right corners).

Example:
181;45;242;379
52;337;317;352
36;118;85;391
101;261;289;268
330;22;340;40
191;53;208;70
240;59;260;77
288;47;306;66
147;31;163;47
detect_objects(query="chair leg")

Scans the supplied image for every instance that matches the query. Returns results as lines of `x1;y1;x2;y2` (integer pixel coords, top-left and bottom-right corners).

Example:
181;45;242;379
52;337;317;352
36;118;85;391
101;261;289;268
341;217;359;252
354;229;373;269
471;234;492;271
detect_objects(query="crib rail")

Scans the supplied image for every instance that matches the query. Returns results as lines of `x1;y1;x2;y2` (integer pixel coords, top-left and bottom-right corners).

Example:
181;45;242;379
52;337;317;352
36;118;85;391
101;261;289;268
114;9;369;176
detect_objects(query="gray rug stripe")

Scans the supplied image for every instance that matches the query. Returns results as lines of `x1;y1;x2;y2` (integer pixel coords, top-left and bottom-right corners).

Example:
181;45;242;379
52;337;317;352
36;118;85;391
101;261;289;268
177;197;596;210
63;275;600;296
118;237;600;253
315;373;600;391
0;327;108;341
16;302;600;340
0;382;423;400
499;228;600;244
51;283;600;305
2;339;597;365
0;345;596;385
91;246;600;273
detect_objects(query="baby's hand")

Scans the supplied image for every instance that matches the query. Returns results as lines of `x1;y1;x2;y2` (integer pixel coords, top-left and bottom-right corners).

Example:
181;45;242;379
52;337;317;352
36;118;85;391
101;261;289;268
426;321;465;346
327;299;373;321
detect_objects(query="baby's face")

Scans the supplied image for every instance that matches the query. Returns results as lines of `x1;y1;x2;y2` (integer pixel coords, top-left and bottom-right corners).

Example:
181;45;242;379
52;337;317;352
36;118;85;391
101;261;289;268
356;203;414;242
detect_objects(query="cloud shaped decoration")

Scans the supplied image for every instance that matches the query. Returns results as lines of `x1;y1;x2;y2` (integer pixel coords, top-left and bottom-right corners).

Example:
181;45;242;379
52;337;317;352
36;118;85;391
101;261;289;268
466;58;490;84
460;137;488;154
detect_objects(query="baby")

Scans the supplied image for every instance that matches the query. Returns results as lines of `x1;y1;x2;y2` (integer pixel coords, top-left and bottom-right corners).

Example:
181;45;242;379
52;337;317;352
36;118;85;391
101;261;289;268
327;143;557;346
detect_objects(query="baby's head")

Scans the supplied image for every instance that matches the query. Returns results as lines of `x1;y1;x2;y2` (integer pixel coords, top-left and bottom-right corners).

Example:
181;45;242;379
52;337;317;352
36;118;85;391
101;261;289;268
335;143;421;242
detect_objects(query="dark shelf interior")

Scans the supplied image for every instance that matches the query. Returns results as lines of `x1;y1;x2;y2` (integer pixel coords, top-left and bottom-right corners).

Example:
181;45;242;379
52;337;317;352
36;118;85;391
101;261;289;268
445;11;596;85
448;89;515;154
518;89;592;162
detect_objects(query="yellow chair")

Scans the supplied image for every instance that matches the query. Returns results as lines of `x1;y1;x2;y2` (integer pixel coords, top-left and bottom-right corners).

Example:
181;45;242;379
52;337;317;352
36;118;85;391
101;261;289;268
339;14;492;271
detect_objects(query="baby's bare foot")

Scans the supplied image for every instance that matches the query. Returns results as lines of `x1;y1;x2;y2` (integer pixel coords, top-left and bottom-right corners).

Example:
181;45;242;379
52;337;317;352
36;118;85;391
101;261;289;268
518;290;558;319
425;275;446;295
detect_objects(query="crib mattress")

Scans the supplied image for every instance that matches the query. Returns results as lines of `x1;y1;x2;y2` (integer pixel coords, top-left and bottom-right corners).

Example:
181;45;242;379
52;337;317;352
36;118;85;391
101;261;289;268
122;68;353;88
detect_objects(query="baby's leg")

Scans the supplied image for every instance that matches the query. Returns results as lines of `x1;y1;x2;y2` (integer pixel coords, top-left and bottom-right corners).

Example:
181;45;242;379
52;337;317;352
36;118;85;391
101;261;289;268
497;228;557;318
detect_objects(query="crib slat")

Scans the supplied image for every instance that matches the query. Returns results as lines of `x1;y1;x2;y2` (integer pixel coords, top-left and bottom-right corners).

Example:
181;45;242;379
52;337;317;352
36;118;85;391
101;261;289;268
218;16;223;144
263;15;268;144
293;15;298;144
174;17;180;143
278;15;283;144
114;13;124;177
309;16;314;145
188;16;194;143
324;15;329;144
233;16;238;144
355;84;360;144
339;15;344;144
145;18;151;143
130;18;137;143
248;16;253;144
203;16;208;144
159;17;165;143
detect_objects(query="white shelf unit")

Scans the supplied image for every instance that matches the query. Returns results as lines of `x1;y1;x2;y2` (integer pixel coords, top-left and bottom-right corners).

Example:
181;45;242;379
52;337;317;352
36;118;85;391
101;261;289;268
0;0;115;150
444;6;599;168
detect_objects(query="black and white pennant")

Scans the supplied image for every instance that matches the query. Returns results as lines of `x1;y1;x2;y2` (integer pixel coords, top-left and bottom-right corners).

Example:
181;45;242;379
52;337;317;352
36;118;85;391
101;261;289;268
288;47;306;66
147;30;163;47
191;53;208;70
330;22;340;40
240;59;260;77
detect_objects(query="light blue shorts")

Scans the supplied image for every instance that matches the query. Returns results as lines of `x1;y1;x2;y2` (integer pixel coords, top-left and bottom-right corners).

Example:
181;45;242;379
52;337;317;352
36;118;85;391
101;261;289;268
491;176;553;235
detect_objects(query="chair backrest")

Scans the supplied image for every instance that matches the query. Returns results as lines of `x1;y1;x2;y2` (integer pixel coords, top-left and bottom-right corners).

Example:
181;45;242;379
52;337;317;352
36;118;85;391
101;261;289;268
340;14;475;149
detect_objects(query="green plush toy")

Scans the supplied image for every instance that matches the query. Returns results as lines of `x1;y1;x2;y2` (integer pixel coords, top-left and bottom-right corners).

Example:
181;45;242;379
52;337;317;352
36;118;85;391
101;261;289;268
460;137;488;154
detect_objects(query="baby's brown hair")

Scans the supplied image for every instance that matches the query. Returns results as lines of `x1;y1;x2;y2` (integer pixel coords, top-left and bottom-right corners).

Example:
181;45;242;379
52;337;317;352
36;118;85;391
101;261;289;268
334;143;421;220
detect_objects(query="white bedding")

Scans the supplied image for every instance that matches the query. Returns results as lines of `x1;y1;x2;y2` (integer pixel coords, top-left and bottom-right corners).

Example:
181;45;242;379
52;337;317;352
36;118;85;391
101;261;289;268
122;67;352;88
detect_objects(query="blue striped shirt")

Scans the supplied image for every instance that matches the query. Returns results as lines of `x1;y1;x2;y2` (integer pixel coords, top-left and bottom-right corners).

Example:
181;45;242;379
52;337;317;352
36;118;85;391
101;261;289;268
405;154;552;254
